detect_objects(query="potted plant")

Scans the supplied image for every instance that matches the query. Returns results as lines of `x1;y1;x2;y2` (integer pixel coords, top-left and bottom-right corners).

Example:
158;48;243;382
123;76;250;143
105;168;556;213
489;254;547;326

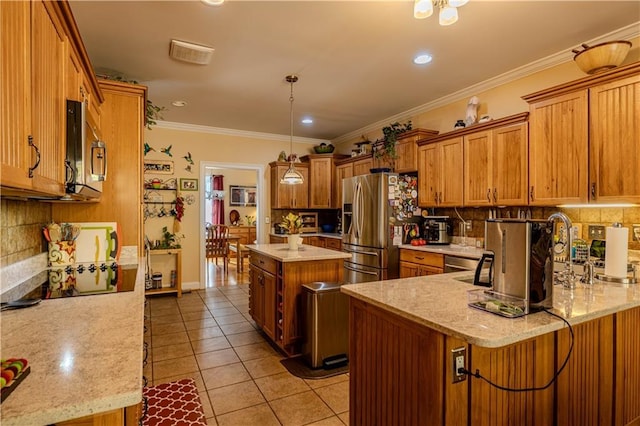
372;121;412;171
279;213;303;250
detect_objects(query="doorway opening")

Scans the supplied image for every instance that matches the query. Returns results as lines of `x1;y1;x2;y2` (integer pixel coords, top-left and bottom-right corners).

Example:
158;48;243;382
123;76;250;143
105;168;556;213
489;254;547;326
199;161;265;288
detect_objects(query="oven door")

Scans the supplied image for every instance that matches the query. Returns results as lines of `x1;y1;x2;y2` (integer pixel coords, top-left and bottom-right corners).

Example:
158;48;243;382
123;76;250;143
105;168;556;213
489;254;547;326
343;261;386;284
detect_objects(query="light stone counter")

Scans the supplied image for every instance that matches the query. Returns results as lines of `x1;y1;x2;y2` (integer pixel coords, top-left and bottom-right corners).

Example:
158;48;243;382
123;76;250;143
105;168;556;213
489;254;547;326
399;243;487;259
247;243;350;262
341;272;640;348
0;260;145;425
270;232;342;240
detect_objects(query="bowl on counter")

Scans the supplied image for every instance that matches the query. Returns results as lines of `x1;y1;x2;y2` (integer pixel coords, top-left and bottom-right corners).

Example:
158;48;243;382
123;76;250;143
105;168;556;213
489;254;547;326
321;224;336;233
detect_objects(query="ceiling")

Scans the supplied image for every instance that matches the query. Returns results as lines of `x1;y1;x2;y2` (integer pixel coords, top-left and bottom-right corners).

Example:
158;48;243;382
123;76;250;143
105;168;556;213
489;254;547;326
69;1;640;142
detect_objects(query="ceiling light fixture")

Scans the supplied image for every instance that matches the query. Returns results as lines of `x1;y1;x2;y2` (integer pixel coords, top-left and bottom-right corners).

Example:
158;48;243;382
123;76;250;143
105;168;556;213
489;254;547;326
200;0;224;6
171;100;188;107
301;118;313;125
280;75;304;185
413;0;468;26
413;54;433;65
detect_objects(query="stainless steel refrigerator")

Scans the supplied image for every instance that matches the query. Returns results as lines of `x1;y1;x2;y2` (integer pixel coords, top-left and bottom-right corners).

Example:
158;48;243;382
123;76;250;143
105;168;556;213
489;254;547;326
342;173;417;283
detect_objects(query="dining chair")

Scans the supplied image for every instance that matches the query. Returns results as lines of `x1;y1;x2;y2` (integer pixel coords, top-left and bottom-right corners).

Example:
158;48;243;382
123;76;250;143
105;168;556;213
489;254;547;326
206;225;230;274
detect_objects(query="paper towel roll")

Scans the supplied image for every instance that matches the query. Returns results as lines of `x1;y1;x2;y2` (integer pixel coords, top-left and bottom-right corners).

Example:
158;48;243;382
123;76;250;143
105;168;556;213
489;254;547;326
604;226;628;278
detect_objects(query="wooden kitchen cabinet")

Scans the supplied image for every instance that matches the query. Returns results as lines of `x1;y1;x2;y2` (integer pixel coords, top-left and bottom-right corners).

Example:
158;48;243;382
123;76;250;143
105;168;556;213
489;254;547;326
270;161;309;209
1;0;66;196
527;90;589;205
249;253;276;340
302;153;348;209
417;138;463;207
353;156;373;176
399;249;444;277
394;129;439;173
589;74;640;203
524;62;640;205
335;162;353;209
463;115;528;206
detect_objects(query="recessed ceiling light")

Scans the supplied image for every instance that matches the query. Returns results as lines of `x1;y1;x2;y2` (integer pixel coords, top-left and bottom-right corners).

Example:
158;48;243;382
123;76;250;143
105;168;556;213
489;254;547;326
201;0;224;5
413;54;433;65
301;118;313;125
172;100;187;107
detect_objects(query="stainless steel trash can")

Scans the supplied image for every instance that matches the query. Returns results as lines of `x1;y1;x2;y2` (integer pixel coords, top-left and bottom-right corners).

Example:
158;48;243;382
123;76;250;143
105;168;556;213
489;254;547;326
302;282;349;369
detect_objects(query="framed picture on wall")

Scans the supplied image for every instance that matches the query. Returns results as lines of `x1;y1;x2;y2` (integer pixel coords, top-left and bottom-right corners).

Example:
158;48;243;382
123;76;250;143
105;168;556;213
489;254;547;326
229;185;257;207
144;160;174;175
179;178;198;191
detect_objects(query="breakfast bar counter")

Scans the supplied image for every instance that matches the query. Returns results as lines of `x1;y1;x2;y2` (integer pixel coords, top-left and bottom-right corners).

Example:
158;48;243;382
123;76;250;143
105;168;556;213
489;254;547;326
0;261;145;426
246;244;350;356
342;274;640;425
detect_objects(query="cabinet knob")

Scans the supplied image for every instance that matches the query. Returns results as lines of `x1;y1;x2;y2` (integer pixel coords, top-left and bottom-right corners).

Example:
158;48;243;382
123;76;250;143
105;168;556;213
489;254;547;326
530;186;535;202
493;188;497;203
591;183;596;200
486;188;491;202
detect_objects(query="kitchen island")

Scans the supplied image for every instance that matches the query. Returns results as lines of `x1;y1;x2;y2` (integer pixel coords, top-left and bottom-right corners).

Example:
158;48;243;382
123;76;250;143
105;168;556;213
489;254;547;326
0;261;145;425
342;273;640;425
247;243;350;356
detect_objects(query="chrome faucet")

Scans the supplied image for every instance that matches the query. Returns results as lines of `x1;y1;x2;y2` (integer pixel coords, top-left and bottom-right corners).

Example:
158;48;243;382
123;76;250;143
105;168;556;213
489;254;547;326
548;212;576;289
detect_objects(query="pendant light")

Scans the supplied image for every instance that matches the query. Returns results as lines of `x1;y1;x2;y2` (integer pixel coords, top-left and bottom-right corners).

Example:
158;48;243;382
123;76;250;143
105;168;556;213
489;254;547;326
280;75;304;185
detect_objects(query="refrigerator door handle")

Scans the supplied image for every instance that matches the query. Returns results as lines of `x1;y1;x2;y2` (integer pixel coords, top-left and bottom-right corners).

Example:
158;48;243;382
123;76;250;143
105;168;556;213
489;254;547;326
344;264;379;276
356;181;364;238
343;248;379;257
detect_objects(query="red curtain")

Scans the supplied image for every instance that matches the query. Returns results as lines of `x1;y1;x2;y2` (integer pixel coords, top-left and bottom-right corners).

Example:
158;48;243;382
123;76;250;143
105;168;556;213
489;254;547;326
212;175;224;225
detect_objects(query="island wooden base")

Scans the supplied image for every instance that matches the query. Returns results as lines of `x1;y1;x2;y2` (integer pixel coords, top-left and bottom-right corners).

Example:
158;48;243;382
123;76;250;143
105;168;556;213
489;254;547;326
249;250;345;356
349;299;640;426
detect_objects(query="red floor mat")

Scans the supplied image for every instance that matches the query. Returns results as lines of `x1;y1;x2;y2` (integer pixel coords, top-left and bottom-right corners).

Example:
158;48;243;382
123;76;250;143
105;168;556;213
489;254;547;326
142;378;206;426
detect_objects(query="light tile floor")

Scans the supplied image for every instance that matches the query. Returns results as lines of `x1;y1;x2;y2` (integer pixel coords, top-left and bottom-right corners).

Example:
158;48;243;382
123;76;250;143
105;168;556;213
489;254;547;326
144;262;350;426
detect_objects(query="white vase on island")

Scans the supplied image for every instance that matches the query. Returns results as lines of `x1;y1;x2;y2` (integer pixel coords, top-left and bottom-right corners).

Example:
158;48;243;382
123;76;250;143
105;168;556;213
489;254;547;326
287;234;302;251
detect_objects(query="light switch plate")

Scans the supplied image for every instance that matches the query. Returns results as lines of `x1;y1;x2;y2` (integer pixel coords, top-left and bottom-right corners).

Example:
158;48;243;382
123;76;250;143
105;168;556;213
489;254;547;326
589;225;606;240
633;224;640;242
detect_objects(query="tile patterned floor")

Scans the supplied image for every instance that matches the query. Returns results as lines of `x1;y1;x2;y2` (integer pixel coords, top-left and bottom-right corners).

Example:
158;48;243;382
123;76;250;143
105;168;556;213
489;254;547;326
144;262;350;426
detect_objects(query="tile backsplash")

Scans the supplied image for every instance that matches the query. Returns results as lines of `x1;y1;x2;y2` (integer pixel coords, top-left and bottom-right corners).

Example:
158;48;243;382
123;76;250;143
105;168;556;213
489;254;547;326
438;206;640;251
0;199;52;268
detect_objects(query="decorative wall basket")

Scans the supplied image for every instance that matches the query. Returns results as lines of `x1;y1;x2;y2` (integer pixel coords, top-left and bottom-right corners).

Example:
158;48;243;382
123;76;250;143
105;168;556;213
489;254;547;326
573;41;632;75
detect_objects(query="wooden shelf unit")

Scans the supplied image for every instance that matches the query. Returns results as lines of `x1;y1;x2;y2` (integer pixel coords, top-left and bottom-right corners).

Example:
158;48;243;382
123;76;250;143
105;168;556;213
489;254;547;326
147;248;182;297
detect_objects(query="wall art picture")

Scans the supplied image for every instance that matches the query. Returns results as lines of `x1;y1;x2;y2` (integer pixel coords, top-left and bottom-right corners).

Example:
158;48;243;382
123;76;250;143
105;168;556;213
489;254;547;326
180;178;199;191
144;160;174;175
229;185;257;207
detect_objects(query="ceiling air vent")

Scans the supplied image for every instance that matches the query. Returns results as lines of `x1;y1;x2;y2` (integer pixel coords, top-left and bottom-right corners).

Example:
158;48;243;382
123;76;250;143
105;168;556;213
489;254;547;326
169;39;214;65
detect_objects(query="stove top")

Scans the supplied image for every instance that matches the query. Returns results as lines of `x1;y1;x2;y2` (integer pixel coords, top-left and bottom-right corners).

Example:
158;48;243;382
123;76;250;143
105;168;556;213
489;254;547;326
21;262;138;300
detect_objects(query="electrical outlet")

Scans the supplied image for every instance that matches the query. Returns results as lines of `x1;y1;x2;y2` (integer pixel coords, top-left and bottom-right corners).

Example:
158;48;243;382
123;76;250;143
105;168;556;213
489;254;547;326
633;224;640;242
589;225;605;240
451;347;466;383
265;217;270;224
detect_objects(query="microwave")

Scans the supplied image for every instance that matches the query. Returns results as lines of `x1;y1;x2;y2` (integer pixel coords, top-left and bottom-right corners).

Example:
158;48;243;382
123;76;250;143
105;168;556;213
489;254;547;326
65;100;106;199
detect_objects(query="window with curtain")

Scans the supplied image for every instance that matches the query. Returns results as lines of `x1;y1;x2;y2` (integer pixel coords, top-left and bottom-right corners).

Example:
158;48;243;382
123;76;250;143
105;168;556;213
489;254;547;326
211;175;224;225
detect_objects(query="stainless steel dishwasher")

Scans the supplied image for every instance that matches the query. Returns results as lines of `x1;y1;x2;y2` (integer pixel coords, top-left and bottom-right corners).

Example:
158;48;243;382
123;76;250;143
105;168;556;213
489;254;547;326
444;255;482;273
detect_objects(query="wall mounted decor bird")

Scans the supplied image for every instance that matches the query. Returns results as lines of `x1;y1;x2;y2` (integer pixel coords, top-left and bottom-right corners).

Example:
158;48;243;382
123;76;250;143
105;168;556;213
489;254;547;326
160;145;173;157
143;142;155;156
185;165;192;173
183;152;194;165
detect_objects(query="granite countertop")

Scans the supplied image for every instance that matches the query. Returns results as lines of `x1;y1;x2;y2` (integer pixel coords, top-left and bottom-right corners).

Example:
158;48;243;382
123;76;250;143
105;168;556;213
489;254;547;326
399;243;487;259
270;232;342;240
0;259;145;425
341;272;640;349
247;243;350;262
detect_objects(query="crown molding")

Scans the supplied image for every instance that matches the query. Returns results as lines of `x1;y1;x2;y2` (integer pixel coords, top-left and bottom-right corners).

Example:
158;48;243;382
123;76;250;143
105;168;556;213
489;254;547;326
154;120;329;145
331;22;640;145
